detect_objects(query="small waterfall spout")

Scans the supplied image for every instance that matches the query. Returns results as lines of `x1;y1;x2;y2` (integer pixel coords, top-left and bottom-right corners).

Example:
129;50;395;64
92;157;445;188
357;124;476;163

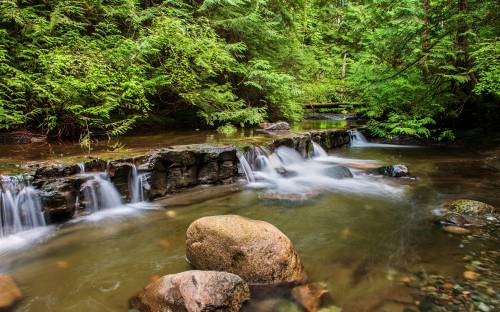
77;163;85;174
311;142;328;158
349;129;419;148
81;174;123;213
129;164;144;203
0;176;46;237
237;152;255;183
350;130;369;147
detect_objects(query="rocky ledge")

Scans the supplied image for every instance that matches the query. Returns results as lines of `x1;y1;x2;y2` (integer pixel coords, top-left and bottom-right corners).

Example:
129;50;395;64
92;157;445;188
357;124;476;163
4;129;350;225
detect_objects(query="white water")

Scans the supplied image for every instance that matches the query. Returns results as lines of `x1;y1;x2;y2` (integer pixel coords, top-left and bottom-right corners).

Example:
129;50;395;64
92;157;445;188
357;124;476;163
237;153;255;183
350;130;419;148
78;163;85;173
82;174;123;213
0;177;46;238
129;164;144;203
312;141;328;158
242;144;402;197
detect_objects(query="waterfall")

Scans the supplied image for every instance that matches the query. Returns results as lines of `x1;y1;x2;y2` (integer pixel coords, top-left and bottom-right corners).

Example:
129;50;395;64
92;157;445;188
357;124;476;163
129;164;144;203
238;144;402;197
350;130;419;148
350;130;369;147
311;142;328;158
78;163;85;174
0;176;46;238
81;174;123;213
237;152;255;183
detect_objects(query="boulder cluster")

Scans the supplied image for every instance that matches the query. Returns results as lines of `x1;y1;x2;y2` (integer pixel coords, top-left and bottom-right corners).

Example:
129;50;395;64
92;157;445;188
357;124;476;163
130;215;329;312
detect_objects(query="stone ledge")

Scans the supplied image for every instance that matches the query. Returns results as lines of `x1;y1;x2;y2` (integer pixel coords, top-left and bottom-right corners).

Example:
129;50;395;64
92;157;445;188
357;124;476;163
5;129;350;226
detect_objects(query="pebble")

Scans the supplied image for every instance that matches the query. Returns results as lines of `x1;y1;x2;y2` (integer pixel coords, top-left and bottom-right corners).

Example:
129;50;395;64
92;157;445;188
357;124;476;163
443;226;471;235
477;302;490;312
463;271;480;280
158;239;171;249
55;260;69;269
441;283;454;290
165;210;177;218
421;286;437;292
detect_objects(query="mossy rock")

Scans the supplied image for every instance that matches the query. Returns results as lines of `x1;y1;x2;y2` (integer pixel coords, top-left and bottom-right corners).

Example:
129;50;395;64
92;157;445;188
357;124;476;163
444;199;496;216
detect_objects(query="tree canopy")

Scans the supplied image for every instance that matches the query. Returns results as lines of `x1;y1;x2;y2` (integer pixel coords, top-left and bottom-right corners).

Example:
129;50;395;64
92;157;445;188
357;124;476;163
0;0;498;140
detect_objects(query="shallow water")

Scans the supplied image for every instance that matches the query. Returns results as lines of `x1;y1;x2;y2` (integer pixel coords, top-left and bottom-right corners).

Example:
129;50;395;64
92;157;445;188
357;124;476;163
0;119;350;175
1;140;499;311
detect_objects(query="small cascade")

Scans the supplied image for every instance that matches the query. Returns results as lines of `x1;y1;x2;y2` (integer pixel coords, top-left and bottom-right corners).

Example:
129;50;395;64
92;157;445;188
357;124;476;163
350;130;419;148
311;141;328;158
0;176;46;238
350;130;369;147
237;144;402;197
81;174;123;213
237;152;255;183
129;164;144;203
77;163;85;174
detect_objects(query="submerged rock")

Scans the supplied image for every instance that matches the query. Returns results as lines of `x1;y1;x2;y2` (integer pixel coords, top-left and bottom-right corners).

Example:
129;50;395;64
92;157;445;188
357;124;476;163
377;164;409;177
130;270;250;312
258;192;320;202
291;283;330;312
186;215;307;285
325;166;353;179
0;275;22;310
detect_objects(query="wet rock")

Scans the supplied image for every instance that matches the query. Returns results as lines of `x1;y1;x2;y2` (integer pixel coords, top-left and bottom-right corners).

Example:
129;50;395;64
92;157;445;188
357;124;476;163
291;283;330;312
143;145;238;198
82;159;107;172
34;164;80;179
377;164;409;177
37;176;89;222
107;161;135;199
259;121;291;131
326;166;353;179
444;199;496;216
271;129;350;157
436;199;497;228
0;275;22;310
129;270;250;312
186;215;307;285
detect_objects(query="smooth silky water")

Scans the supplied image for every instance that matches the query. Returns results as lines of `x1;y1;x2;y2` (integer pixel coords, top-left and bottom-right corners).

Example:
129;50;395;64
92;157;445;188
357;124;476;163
1;134;499;311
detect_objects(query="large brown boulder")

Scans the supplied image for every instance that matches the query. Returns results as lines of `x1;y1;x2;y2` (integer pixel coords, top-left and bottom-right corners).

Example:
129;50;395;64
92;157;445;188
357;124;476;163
0;275;22;310
186;215;307;285
130;270;250;312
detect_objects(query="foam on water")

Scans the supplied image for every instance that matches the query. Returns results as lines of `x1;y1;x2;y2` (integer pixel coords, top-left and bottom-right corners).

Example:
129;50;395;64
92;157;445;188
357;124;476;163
243;144;403;197
0;226;55;256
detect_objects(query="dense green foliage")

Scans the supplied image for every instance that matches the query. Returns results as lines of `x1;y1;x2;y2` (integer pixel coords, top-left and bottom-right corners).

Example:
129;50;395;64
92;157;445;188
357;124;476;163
0;0;498;139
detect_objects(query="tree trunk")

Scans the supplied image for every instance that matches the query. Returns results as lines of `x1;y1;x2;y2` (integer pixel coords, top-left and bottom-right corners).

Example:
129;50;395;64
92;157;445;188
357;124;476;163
340;51;348;79
421;0;430;82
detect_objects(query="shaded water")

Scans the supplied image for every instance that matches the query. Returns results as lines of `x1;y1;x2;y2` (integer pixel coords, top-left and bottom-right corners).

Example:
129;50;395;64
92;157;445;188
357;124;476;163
0;138;499;311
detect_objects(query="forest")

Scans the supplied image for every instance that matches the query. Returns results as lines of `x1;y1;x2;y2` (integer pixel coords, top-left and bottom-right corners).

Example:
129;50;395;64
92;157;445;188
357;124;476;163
0;0;498;140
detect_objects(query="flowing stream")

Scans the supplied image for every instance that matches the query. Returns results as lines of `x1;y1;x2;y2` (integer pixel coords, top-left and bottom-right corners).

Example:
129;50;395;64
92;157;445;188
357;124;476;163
0;127;498;312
